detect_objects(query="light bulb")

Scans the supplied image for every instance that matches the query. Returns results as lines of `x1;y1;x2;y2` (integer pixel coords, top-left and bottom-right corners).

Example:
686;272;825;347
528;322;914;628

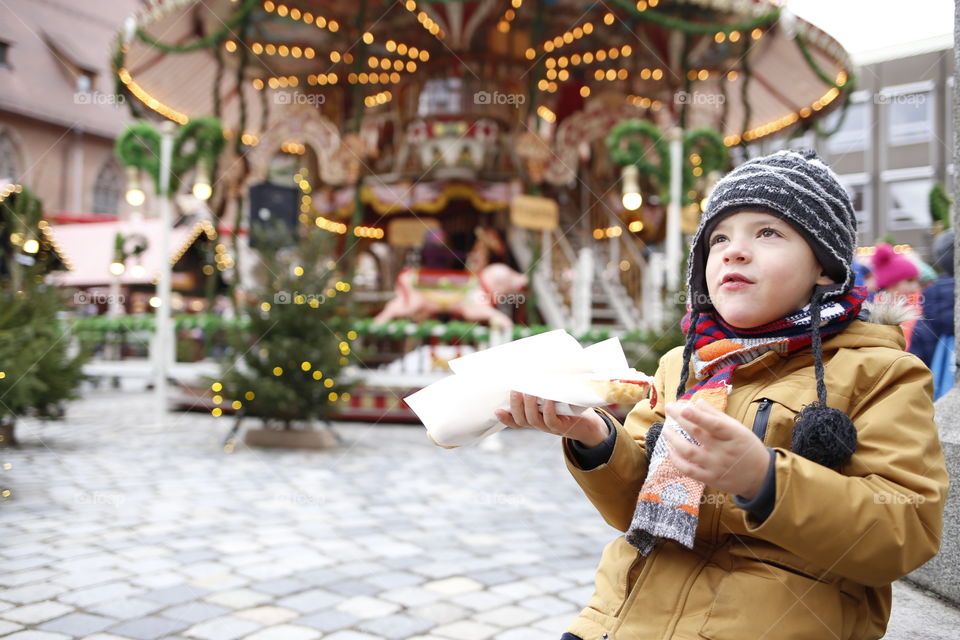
125;166;146;206
126;188;146;207
22;239;39;254
110;262;126;276
192;182;212;200
621;165;642;211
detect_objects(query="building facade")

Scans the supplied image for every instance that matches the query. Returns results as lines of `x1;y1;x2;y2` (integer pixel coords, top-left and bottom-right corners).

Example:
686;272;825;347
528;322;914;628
749;47;954;262
0;0;141;218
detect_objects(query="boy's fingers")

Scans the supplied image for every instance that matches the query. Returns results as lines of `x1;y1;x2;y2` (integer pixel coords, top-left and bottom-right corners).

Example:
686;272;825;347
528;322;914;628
522;393;546;428
495;409;522;429
508;391;527;424
663;426;702;466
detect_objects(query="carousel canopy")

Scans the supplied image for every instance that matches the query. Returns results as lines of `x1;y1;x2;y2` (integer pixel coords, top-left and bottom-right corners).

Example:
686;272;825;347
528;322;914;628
115;0;853;153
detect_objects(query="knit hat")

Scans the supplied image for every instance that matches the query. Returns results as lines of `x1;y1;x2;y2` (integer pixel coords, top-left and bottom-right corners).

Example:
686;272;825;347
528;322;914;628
871;243;919;290
933;228;954;276
675;149;860;470
913;256;937;286
687;149;858;313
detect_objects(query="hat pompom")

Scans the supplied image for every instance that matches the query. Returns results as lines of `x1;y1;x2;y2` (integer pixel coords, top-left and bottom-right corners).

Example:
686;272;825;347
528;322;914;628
645;421;664;459
791;403;857;470
871;243;897;269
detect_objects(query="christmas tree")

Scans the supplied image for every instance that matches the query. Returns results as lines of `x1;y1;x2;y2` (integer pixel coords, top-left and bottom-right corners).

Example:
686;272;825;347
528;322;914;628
217;225;358;432
0;184;86;452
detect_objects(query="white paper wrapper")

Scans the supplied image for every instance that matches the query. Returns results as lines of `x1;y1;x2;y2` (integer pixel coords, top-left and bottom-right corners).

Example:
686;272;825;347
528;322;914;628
404;329;654;448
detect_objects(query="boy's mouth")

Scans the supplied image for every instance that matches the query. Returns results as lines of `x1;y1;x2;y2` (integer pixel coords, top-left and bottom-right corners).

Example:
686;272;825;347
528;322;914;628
720;272;755;288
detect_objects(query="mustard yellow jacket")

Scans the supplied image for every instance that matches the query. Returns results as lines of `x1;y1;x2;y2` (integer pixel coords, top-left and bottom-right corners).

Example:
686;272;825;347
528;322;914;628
563;318;949;640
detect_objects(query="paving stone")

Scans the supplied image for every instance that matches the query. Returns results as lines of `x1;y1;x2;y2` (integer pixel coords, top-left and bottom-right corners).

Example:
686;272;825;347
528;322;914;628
54;570;129;590
321;632;386;640
293;609;359;632
37;612;117;636
0;583;70;604
492;627;557;640
162;601;233;624
357;614;435;639
335;595;401;619
1;631;72;639
233;605;298;625
182;615;261;640
379;586;443;608
248;578;308;596
0;569;60;587
0;620;24;635
424;577;484;596
202;589;271;609
277;588;343;613
472;605;542;627
0;601;74;625
58;582;141;607
407;602;472;626
365;571;425;590
429;620;500;640
87;598;165;620
241;624;321;640
106;615;190;640
139;585;209;606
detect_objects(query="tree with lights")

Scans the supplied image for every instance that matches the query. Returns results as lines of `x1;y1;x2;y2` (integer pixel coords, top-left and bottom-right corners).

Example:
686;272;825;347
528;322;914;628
217;225;358;441
0;184;86;452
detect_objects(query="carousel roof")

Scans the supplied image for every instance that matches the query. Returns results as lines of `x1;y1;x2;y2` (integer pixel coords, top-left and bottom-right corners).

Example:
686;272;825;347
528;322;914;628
114;0;854;148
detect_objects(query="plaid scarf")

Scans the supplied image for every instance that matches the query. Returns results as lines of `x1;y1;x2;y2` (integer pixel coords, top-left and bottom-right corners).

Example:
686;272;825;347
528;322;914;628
625;286;868;555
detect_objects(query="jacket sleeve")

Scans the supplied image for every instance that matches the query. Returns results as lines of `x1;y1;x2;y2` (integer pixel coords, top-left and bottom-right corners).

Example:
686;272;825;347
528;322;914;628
561;352;670;532
737;353;949;587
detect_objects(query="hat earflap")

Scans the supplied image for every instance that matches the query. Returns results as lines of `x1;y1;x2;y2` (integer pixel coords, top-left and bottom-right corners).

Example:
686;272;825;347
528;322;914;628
791;290;858;470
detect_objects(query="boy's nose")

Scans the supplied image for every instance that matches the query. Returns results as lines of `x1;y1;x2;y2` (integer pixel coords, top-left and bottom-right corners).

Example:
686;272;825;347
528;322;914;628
722;244;750;262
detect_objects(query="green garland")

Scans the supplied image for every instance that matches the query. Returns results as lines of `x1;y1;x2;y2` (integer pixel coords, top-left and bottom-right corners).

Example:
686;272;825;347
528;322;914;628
682;128;729;204
72;315;649;347
606;119;670;199
608;0;781;35
115;117;225;195
133;0;259;53
794;31;858;138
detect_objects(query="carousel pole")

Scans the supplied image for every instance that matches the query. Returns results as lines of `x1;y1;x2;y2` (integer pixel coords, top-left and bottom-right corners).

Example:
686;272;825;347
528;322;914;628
155;120;176;426
666;126;683;294
343;0;368;300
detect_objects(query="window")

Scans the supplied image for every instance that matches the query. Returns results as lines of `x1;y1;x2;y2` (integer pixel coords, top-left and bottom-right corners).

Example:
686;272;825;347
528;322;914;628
883;82;934;146
92;161;122;214
0;132;19;182
0;41;9;67
887;177;934;230
417;77;463;116
840;177;871;238
823;93;870;152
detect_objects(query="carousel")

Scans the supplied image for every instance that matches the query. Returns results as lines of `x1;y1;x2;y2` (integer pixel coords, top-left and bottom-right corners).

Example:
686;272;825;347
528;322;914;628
110;0;854;422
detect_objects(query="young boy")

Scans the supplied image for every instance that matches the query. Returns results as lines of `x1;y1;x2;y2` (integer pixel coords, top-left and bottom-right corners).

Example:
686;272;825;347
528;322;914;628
495;150;948;639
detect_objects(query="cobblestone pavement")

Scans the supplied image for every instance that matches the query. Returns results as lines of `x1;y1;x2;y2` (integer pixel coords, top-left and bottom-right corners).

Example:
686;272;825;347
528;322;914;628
1;389;958;640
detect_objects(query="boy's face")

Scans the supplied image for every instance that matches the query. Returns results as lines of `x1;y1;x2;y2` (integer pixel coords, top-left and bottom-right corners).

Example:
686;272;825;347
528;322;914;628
705;211;836;329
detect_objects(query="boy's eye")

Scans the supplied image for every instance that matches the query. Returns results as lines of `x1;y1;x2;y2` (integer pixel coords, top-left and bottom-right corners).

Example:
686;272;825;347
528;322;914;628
759;227;781;238
708;234;726;246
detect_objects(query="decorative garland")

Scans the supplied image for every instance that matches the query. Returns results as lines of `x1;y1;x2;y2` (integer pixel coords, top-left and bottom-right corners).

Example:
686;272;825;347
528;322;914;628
132;0;259;53
794;31;858;138
608;0;781;35
682;128;728;204
72;315;659;347
115;117;225;195
606;119;670;199
606;121;729;204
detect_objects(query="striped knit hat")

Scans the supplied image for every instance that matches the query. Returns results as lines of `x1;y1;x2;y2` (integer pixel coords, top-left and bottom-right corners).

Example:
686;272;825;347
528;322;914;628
674;149;861;470
686;148;858;314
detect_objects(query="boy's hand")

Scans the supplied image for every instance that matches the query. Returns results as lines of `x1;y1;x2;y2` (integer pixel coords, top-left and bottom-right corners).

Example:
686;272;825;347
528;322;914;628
495;391;609;447
661;400;770;499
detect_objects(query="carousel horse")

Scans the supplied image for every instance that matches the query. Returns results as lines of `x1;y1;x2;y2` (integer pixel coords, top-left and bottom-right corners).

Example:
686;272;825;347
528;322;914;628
373;262;528;329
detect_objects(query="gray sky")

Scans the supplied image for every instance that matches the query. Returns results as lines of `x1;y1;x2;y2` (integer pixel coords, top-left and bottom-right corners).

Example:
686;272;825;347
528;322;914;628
787;0;954;63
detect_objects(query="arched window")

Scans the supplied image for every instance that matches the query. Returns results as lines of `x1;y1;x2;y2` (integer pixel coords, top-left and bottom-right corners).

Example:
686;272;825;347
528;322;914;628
0;132;19;182
92;161;122;214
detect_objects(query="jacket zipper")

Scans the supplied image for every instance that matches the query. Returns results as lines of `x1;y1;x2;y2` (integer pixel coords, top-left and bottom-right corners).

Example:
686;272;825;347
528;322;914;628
752;397;772;442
